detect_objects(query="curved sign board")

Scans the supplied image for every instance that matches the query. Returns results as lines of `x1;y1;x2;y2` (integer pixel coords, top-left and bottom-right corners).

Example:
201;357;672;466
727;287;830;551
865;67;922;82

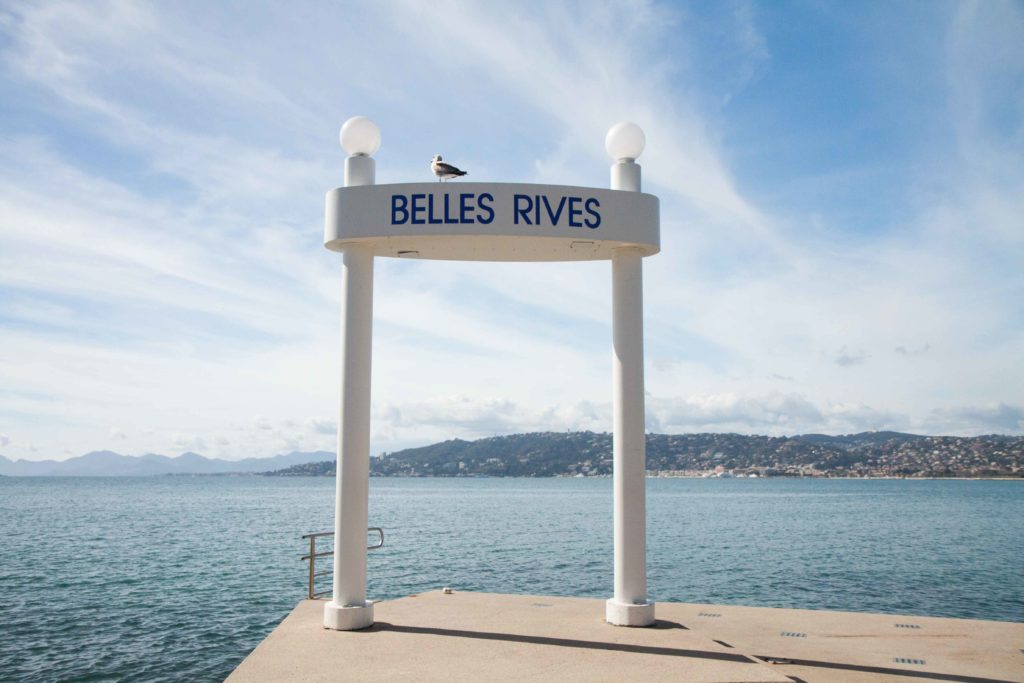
325;182;659;262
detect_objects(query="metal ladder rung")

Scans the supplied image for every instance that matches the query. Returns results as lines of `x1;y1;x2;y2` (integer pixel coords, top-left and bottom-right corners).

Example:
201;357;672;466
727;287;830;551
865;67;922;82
302;527;384;599
301;551;335;561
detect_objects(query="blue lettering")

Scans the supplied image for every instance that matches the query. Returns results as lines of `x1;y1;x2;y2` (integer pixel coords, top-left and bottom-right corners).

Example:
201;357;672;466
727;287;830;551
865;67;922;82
411;194;426;224
443;194;457;224
542;195;567;225
584;197;601;229
427;194;442;224
513;194;532;225
477;193;495;224
568;196;583;227
391;195;409;225
459;193;475;224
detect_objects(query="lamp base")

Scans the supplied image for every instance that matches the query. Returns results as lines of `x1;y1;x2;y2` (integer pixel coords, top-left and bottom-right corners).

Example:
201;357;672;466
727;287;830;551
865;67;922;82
323;600;374;631
605;598;655;627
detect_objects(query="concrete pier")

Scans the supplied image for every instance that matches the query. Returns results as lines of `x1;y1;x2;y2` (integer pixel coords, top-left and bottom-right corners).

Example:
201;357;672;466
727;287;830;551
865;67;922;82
228;591;1024;682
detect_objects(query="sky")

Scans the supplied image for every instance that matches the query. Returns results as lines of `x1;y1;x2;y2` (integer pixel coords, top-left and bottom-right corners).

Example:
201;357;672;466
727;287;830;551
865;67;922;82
0;0;1021;462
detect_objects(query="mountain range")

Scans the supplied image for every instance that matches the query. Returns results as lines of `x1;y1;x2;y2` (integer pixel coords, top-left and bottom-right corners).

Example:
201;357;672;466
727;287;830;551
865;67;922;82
5;430;1023;478
0;450;332;477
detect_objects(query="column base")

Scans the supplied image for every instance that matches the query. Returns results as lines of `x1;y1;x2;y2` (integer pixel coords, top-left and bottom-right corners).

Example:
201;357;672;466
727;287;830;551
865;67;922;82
605;598;656;627
323;600;374;631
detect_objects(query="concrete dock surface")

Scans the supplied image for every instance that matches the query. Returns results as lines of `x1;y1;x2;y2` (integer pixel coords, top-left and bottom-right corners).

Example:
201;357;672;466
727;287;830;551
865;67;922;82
228;591;1024;682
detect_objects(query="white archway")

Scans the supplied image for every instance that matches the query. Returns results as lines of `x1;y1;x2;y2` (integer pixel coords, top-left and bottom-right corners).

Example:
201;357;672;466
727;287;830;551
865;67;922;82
323;119;659;631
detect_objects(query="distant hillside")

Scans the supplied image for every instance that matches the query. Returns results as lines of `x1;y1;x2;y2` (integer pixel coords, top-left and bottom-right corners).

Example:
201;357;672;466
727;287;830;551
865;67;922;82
8;431;1021;478
263;431;1024;478
795;431;924;449
0;450;332;477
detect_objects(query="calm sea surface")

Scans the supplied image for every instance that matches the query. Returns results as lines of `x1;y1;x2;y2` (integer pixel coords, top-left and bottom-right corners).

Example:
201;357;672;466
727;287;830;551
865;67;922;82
1;477;1022;681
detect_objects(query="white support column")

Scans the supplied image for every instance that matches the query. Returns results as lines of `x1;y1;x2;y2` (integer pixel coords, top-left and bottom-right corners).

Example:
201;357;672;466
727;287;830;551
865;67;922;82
324;149;376;631
606;154;655;627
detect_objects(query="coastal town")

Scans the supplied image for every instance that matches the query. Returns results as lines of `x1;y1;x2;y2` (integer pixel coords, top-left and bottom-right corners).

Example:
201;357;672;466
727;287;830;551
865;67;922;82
266;431;1024;479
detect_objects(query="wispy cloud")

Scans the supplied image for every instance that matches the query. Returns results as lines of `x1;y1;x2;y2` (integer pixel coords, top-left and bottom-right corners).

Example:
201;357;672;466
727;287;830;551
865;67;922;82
0;0;1020;460
382;0;764;229
894;344;930;357
834;346;868;367
927;402;1024;435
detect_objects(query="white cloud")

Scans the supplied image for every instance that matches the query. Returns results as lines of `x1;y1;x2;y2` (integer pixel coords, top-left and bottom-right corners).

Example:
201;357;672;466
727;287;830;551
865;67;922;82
0;1;1020;462
834;346;868;368
306;417;336;435
383;0;763;231
0;433;9;448
172;434;207;453
894;344;931;357
108;427;126;440
370;395;609;452
927;403;1024;435
649;393;823;433
367;391;919;449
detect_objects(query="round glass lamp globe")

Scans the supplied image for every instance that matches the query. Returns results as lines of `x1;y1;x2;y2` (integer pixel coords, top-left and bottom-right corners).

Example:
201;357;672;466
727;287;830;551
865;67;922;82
339;116;381;156
605;121;646;161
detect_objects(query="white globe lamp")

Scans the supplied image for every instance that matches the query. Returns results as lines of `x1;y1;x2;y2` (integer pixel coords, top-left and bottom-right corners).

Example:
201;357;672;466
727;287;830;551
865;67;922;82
605;122;646;161
339;116;381;157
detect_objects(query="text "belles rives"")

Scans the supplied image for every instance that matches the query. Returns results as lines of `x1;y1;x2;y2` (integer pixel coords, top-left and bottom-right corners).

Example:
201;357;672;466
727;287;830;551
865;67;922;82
391;193;601;228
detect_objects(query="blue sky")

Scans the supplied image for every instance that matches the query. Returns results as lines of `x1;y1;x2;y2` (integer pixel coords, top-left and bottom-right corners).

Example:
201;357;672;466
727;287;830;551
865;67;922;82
0;0;1021;461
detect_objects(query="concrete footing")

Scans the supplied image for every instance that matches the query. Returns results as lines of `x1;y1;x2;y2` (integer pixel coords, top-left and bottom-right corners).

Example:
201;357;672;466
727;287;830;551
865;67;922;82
605;598;656;626
322;600;373;631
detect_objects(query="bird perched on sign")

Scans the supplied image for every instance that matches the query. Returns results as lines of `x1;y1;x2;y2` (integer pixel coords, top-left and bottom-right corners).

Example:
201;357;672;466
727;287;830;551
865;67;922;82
431;155;467;182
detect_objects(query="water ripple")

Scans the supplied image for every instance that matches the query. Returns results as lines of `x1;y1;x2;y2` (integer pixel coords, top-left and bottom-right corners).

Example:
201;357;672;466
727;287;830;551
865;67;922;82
0;477;1021;682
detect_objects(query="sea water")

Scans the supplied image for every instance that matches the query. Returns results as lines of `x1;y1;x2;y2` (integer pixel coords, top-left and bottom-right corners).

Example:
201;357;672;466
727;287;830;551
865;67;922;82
1;477;1021;681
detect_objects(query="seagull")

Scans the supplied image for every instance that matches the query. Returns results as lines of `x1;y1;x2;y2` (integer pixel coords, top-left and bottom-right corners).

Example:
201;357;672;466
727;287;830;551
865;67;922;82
431;154;467;182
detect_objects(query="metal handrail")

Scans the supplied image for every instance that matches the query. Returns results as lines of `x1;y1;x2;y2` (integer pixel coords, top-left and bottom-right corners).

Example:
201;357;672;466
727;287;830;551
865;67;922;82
301;528;384;599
